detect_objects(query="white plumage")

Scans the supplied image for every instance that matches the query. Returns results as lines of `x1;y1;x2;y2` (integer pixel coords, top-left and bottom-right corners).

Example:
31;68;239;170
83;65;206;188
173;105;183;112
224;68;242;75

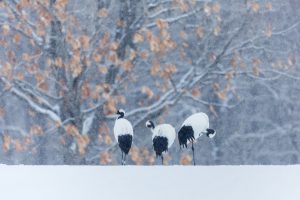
114;118;133;140
146;121;176;165
178;112;216;165
181;112;210;140
151;124;176;148
114;109;133;165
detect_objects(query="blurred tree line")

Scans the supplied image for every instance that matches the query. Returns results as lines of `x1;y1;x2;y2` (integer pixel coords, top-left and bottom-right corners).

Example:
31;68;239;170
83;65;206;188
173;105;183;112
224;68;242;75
0;0;299;165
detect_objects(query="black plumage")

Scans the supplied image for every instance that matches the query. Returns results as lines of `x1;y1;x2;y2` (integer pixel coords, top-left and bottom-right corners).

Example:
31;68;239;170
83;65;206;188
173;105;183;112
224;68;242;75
178;125;195;148
153;136;168;157
118;134;133;155
206;129;215;138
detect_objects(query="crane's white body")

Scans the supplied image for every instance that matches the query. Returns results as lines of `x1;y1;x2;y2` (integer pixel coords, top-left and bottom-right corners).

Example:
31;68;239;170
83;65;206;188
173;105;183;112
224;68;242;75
114;118;133;141
181;112;209;140
151;124;176;148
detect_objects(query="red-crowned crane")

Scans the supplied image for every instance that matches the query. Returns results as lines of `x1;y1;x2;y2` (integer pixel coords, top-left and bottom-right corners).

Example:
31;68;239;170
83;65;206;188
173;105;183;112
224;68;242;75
178;112;216;165
146;120;176;165
114;109;133;165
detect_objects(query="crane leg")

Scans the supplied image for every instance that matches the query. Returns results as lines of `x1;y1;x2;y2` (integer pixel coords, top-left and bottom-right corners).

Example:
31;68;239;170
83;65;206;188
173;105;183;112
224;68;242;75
124;154;127;165
121;152;124;165
192;141;196;166
161;155;164;165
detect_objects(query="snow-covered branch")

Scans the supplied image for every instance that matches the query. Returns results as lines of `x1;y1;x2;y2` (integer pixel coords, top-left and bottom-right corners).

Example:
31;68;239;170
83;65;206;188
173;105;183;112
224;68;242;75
0;126;27;136
184;94;243;109
3;1;44;46
272;20;300;36
11;87;61;122
146;8;200;28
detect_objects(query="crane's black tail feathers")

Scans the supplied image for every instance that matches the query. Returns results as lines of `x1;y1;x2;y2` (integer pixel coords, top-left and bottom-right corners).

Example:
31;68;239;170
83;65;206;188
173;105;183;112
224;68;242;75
206;129;216;138
153;136;168;157
118;134;133;155
178;126;194;149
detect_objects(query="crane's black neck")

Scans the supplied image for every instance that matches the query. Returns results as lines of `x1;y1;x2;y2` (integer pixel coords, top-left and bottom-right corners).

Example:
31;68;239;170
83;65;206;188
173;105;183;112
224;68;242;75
148;121;155;129
117;113;124;119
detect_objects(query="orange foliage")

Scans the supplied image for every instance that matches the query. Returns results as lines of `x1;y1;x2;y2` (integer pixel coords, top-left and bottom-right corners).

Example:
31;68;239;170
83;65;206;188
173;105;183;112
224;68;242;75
30;125;43;135
100;151;111;164
191;87;201;97
133;33;144;43
141;86;154;99
2;24;10;35
251;2;260;13
0;107;6;118
3;135;11;152
98;8;108;18
196;26;205;38
180;154;192;165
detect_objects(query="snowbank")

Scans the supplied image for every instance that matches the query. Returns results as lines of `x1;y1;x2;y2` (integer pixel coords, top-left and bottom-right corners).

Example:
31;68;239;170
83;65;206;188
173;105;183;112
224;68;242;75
0;165;299;200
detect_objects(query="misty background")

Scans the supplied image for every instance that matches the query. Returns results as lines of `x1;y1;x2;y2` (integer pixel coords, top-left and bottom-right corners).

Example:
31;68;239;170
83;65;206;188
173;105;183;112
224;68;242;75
0;0;299;165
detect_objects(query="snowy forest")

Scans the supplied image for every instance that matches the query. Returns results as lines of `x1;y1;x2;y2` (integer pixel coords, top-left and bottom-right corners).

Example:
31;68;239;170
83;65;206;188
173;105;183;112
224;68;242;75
0;0;299;165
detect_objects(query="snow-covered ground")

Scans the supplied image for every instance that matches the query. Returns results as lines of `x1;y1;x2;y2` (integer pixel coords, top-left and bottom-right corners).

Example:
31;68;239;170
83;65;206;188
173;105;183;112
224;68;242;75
0;165;299;200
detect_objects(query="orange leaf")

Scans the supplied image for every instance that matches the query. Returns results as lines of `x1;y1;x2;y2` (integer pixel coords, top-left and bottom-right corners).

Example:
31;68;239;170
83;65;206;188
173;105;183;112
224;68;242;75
156;19;168;29
217;91;226;100
105;96;116;114
129;49;136;60
230;58;237;68
55;0;68;9
265;2;272;10
180;154;192;165
38;82;49;92
2;24;10;35
93;52;102;62
140;50;148;60
100;152;111;165
98;8;108;18
2;62;12;77
0;107;5;118
253;66;260;76
133;33;144;43
30;125;43;135
22;53;30;62
104;135;112;145
251;2;260;13
35;73;44;84
191;87;201;97
55;57;63;67
108;52;118;64
15;139;24;152
264;24;272;37
151;60;160;76
110;42;119;51
81;82;90;99
212;2;221;13
79;35;90;49
3;135;11;152
179;31;188;40
123;60;133;71
149;36;160;53
77;134;90;155
99;66;108;74
196;26;205;38
252;58;261;67
100;32;110;47
13;33;21;44
141;86;154;99
209;105;218;117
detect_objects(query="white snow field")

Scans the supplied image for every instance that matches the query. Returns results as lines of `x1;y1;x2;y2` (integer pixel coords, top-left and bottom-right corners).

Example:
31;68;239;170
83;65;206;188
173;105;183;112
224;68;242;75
0;165;300;200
